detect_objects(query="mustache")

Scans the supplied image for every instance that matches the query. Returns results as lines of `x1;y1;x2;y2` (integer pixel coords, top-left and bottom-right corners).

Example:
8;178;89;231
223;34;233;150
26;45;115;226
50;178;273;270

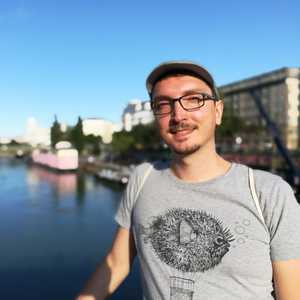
169;122;198;133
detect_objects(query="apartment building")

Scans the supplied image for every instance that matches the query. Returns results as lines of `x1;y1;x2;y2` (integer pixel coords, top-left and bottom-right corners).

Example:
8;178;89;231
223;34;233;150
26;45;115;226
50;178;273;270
219;67;300;150
82;118;121;144
122;99;154;131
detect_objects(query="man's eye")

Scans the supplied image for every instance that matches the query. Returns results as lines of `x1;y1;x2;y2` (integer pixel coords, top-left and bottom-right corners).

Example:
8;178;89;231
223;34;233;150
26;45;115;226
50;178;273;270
184;96;202;102
155;102;170;108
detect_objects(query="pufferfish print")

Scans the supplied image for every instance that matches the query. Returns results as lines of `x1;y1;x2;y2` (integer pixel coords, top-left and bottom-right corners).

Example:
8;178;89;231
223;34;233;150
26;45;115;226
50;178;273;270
140;208;234;273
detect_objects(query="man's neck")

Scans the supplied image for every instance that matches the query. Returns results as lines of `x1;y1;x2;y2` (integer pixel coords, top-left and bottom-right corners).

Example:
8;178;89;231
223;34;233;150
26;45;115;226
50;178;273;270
170;145;231;183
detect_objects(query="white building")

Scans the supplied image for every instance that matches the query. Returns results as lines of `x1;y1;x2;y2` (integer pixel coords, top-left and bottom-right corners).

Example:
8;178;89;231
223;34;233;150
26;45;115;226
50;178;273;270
82;118;121;144
0;137;11;144
122;99;154;131
18;117;51;147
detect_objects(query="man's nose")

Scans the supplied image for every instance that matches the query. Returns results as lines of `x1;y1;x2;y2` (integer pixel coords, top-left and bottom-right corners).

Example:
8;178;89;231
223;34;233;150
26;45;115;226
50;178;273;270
171;100;186;121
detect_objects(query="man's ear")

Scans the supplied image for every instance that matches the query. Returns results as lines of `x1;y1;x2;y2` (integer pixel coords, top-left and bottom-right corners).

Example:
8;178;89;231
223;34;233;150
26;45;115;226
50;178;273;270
215;100;224;126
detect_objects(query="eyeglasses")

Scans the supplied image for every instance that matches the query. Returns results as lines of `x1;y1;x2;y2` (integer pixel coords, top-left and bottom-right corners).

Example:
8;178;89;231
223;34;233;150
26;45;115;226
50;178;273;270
151;93;218;116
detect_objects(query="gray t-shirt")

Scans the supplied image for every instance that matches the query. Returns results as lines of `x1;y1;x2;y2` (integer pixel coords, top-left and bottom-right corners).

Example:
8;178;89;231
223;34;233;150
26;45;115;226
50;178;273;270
115;162;300;300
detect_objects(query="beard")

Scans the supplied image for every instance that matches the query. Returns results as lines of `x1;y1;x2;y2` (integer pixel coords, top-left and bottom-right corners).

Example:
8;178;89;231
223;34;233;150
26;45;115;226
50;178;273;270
172;143;201;156
167;121;201;156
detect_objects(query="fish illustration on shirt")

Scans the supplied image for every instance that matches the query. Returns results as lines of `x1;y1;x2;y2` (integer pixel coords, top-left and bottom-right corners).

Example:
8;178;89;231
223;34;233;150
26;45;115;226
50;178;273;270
140;208;235;273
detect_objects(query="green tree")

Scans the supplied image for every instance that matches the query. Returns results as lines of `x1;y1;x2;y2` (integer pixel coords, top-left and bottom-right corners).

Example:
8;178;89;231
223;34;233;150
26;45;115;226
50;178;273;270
50;115;63;148
217;104;265;139
9;139;20;146
111;122;169;163
84;134;102;155
216;105;245;138
130;123;161;150
70;117;84;154
111;130;135;154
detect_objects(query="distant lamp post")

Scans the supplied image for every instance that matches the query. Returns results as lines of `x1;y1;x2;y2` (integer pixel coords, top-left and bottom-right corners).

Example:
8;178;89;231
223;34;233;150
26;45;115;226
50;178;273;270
234;136;242;152
235;136;242;145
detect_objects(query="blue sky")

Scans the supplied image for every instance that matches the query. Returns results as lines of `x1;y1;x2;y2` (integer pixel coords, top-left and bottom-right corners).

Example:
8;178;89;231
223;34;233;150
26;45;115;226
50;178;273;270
1;0;299;137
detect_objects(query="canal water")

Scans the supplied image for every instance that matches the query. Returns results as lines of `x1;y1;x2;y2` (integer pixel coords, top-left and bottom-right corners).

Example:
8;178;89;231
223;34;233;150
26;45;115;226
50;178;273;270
0;158;142;299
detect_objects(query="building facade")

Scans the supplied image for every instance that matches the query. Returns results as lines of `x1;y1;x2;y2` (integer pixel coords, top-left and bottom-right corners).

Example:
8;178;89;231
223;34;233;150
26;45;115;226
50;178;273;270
19;117;51;147
122;99;154;131
82;118;121;144
219;67;300;150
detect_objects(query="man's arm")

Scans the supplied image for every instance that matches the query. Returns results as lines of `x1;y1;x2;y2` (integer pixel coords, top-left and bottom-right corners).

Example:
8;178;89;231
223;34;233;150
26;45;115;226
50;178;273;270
273;259;300;300
76;226;137;300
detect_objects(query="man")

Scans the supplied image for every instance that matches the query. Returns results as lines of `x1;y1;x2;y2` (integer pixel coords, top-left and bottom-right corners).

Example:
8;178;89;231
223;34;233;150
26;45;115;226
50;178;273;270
77;61;300;299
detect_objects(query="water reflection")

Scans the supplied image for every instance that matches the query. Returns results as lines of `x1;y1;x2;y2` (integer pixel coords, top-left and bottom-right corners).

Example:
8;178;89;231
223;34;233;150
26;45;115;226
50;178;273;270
27;166;78;198
0;156;25;167
25;165;123;214
0;159;141;300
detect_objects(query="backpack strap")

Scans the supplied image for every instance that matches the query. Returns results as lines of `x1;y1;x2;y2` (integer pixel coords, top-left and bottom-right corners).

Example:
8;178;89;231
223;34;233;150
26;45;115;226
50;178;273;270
248;167;266;226
134;164;153;203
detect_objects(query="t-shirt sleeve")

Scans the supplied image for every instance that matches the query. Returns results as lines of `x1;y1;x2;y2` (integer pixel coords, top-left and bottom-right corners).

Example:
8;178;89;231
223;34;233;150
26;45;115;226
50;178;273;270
263;177;300;261
114;163;151;229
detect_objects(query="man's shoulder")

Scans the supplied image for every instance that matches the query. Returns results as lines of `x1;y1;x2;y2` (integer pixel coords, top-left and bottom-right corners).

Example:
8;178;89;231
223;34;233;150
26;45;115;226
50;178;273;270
250;166;293;197
234;163;287;192
134;160;169;172
252;167;282;184
131;160;169;180
133;161;153;174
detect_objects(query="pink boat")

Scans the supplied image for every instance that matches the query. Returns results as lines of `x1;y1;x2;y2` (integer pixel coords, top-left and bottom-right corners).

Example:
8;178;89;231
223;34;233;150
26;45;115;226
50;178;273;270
32;148;79;171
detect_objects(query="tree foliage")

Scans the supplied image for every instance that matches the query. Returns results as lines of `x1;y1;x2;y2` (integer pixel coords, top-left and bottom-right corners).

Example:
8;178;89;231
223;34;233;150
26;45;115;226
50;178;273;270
50;115;63;148
217;104;264;138
111;130;135;154
70;117;84;154
216;105;245;138
111;122;170;163
50;116;102;155
111;122;161;154
84;134;102;155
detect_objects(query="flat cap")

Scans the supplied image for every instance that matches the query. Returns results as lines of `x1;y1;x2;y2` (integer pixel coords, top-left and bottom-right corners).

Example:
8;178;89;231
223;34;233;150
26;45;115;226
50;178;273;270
146;60;219;99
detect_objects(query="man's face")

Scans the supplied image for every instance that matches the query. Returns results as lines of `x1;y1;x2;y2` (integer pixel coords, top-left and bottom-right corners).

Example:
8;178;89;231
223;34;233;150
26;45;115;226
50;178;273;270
151;75;223;156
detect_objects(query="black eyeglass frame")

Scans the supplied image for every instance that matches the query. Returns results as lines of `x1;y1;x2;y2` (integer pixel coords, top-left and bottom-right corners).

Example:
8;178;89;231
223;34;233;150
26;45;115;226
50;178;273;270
150;93;219;116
